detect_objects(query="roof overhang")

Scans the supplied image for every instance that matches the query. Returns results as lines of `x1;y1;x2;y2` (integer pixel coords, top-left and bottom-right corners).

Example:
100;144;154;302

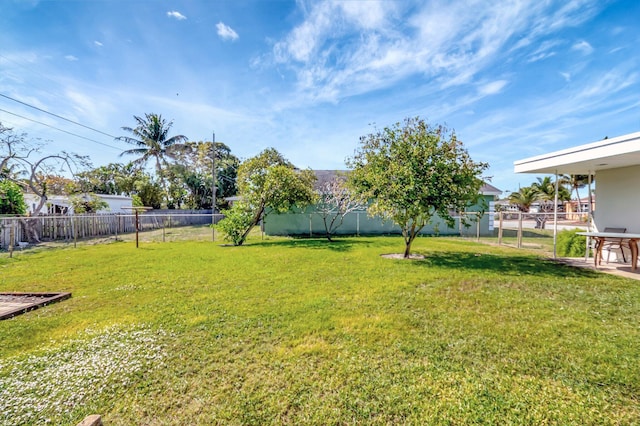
514;131;640;175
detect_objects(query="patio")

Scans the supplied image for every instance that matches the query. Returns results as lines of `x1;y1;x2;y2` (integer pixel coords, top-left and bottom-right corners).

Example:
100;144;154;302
556;257;640;281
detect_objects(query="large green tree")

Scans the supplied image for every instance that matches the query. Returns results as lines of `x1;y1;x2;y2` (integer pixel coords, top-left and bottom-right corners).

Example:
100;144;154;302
166;141;239;209
217;148;316;246
116;113;188;205
347;117;488;258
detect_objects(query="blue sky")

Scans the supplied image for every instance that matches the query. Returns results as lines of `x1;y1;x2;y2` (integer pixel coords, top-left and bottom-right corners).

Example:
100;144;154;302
1;0;639;194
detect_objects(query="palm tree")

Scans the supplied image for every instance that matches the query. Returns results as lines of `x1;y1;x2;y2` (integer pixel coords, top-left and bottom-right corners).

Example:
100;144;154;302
508;186;537;212
117;113;188;173
531;176;570;229
117;113;188;204
561;174;592;215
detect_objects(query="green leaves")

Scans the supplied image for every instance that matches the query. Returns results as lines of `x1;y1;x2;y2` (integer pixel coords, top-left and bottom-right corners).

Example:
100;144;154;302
0;180;26;215
348;117;488;257
218;149;317;245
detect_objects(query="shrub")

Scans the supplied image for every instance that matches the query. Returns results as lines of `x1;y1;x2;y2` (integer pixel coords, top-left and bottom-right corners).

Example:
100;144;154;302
556;228;587;257
216;203;254;245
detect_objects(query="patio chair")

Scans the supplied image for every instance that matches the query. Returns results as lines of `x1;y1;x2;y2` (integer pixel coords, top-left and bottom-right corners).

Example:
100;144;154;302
602;227;629;264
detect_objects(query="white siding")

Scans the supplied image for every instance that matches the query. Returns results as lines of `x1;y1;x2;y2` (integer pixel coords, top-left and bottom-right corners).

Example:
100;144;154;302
593;165;640;234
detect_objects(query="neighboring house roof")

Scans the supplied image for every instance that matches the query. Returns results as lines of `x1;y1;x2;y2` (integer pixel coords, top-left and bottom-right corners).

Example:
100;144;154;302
480;182;502;196
314;170;501;196
514;131;640;175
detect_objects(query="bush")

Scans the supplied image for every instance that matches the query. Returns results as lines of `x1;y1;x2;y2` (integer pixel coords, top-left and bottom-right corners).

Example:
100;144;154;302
215;203;254;245
556;229;587;257
0;181;27;215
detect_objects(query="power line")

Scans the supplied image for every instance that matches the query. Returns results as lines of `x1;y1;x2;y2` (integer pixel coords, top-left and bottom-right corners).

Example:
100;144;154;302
0;92;116;138
0;108;122;151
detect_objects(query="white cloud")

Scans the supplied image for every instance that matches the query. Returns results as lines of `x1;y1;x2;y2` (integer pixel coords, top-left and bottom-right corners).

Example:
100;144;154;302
94;41;103;47
478;80;508;96
216;22;239;41
526;39;561;62
167;11;186;21
65;55;78;61
560;72;571;82
572;40;594;55
269;1;603;105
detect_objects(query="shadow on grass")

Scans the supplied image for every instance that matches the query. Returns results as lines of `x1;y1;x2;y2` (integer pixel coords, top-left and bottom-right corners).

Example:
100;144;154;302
410;251;603;279
243;237;377;252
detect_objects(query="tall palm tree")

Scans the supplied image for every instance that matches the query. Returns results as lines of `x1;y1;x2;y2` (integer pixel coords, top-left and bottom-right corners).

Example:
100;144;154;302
117;113;188;204
117;113;188;175
561;174;592;214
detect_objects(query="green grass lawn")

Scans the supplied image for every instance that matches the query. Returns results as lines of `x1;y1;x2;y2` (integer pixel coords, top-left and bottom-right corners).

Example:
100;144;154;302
1;234;638;425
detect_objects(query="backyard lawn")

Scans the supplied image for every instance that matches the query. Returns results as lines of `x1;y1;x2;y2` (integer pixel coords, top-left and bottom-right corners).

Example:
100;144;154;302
0;234;638;425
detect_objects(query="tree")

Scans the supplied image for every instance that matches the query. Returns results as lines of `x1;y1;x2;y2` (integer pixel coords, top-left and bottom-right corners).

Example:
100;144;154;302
217;148;316;246
165;141;239;209
508;186;538;212
316;174;365;241
116;113;188;205
561;174;592;215
69;194;109;214
347;117;488;258
1;123;90;241
0;180;27;215
531;176;570;229
75;162;163;208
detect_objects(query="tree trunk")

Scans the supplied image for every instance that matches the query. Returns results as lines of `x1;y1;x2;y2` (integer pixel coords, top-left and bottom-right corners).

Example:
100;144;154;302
403;238;414;258
237;205;264;246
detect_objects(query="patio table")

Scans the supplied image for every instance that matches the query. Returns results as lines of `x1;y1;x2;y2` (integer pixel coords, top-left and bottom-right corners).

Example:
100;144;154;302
577;232;640;271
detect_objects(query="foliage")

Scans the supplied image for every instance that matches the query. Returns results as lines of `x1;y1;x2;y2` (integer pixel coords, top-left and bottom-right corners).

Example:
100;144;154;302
316;174;366;241
218;148;316;245
69;193;109;214
508;186;538;212
0;122;90;215
76;163;139;195
216;202;254;245
556;228;588;257
1;237;638;424
0;180;27;215
347;116;488;258
116;113;188;206
163;141;239;210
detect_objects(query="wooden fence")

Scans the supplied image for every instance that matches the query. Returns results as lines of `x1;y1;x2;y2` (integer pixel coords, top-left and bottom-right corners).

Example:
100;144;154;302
0;211;221;249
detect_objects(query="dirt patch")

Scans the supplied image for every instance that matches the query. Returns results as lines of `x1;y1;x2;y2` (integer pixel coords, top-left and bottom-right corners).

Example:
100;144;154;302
381;253;426;260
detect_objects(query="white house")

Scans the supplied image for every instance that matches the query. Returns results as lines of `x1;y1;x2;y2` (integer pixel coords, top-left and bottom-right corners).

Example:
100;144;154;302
514;131;640;260
23;193;133;215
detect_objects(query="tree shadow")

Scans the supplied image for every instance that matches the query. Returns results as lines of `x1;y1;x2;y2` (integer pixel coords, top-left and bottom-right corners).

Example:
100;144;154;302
242;237;374;252
408;251;605;279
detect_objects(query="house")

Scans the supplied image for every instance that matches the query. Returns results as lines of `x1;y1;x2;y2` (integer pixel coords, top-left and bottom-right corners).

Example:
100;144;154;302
514;130;640;259
23;193;133;215
264;170;502;237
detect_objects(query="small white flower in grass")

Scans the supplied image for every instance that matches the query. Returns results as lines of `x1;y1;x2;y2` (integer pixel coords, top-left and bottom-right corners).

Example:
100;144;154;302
0;325;171;426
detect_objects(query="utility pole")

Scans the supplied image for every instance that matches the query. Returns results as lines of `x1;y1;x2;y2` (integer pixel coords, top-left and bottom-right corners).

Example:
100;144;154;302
212;131;217;241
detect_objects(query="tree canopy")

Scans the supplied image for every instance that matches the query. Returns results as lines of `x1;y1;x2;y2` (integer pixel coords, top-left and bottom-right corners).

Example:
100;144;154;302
217;148;316;246
347;117;488;258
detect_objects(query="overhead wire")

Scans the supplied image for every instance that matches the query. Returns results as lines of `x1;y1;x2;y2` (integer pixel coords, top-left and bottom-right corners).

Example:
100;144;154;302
0;108;122;151
0;93;116;139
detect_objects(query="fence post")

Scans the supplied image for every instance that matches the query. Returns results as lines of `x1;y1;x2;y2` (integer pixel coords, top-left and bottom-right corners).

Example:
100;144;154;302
356;212;360;237
309;214;313;238
497;211;503;245
517;212;523;249
476;212;480;241
9;220;15;258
